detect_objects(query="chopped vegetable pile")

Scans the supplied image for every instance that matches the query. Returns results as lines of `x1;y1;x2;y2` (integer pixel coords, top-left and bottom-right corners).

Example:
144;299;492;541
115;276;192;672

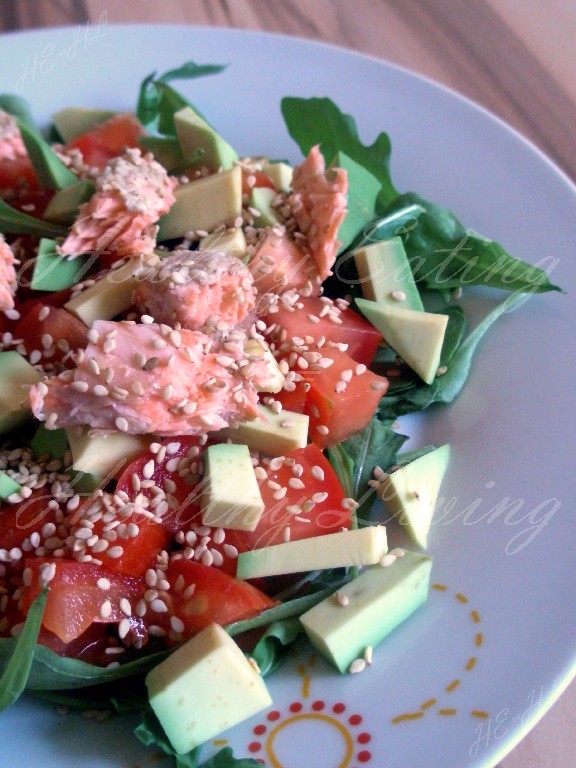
0;62;561;767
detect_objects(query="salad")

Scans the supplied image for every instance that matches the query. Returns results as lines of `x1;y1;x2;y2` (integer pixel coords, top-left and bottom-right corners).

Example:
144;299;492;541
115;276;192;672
0;61;561;767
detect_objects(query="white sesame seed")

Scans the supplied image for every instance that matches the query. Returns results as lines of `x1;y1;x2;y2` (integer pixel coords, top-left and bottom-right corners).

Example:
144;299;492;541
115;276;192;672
100;600;112;619
348;658;366;674
118;618;131;639
106;546;124;559
380;553;397;567
115;417;129;432
336;592;349;606
391;290;407;301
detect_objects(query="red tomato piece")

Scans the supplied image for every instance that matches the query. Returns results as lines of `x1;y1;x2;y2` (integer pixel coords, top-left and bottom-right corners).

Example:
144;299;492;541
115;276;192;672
37;622;113;665
19;557;143;643
115;436;209;534
166;559;277;637
242;169;275;196
0;492;59;552
65;113;145;170
301;347;388;448
0;155;39;191
265;295;382;367
14;303;87;368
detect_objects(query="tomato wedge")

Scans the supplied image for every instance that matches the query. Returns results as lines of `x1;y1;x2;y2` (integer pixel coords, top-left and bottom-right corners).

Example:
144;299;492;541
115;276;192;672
65;113;145;170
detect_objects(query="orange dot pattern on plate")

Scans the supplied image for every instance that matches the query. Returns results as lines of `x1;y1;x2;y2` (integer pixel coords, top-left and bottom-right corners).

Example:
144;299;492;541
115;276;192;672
247;700;372;768
391;584;490;725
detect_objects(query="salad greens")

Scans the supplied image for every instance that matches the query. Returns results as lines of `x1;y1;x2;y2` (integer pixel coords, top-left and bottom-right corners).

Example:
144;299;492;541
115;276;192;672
0;59;563;768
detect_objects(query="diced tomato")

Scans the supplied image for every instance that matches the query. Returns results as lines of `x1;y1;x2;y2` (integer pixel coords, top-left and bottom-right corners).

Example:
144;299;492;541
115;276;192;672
224;443;351;560
65;113;145;170
166;559;277;637
0;492;59;552
115;436;209;535
242;169;275;196
301;347;388;448
265;295;382;367
14;303;87;368
272;381;308;413
0;155;39;192
37;622;113;666
70;496;171;579
19;557;143;643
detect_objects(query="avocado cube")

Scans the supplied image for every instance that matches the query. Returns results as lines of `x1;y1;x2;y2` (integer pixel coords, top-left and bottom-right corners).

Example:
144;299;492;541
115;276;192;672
331;152;381;253
174;106;238;172
31;238;89;291
300;550;432;673
30;424;69;460
353;237;424;311
157;165;242;241
378;444;450;548
249;187;280;228
243;339;284;393
51;107;116;143
146;623;272;755
66;427;154;479
0;351;42;436
201;443;264;531
263;160;293;193
236;525;388;580
43;180;95;224
199;227;247;261
356;298;448;384
0;471;21;500
220;404;308;456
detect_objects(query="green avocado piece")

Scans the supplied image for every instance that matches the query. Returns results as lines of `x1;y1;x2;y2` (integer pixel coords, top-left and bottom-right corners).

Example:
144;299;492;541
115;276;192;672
378;445;450;547
174;106;238;172
30;424;69;461
300;550;432;673
138;135;185;173
31;238;89;292
157;165;243;241
330;151;381;253
0;471;22;500
0;351;42;436
43;180;95;224
51;107;117;143
353;237;424;311
249;187;280;228
356;298;448;384
263;160;293;192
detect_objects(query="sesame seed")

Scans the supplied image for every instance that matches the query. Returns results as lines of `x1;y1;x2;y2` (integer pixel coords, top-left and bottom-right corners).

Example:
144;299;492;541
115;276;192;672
118;618;131;639
100;600;112;619
106;546;124;559
436;365;448;377
93;384;109;397
150;598;168;613
336;592;349;606
348;658;366;674
380;553;398;567
115;417;129;432
316;424;330;435
391;290;406;301
142;460;155;479
364;646;373;665
120;598;132;616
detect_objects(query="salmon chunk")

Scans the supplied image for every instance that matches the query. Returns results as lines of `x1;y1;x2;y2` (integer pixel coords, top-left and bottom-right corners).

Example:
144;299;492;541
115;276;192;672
29;320;270;436
0;236;17;311
0;109;26;162
134;249;257;331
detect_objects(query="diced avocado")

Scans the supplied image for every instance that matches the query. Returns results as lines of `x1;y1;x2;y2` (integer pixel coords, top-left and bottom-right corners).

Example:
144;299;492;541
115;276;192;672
331;152;381;253
138;135;184;173
378;445;450;548
0;472;21;500
236;525;388;580
0;351;42;436
263;160;293;193
300;550;432;673
356;298;448;384
30;424;69;460
66;427;154;479
353;237;424;311
249;187;280;228
51;107;117;143
174;106;238;172
244;339;284;393
201;444;265;532
31;238;89;292
199;227;247;261
146;623;272;755
220;404;308;456
158;165;242;241
43;180;95;224
64;256;154;325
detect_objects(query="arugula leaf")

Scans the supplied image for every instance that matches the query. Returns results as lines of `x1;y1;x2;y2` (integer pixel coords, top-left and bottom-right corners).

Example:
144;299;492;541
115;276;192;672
136;62;227;134
329;418;407;525
0;588;47;712
376;193;562;294
378;292;526;418
251;618;303;678
0;199;67;237
16;119;79;191
0;94;39;133
199;748;262;767
135;706;201;768
280;97;397;206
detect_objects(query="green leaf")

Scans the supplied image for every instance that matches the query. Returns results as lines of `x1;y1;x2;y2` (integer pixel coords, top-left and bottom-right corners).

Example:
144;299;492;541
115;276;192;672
16;119;79;191
0;94;39;133
251;618;303;678
0;588;47;712
199;747;262;767
136;62;227;134
135;706;201;768
0;199;67;237
31;238;89;291
280;97;397;205
377;193;562;294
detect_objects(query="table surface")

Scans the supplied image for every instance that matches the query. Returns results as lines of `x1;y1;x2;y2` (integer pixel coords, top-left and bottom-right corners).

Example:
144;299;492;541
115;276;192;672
1;2;574;767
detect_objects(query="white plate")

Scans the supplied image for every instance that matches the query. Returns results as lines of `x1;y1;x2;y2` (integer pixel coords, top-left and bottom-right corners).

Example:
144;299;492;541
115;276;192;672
1;24;575;768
